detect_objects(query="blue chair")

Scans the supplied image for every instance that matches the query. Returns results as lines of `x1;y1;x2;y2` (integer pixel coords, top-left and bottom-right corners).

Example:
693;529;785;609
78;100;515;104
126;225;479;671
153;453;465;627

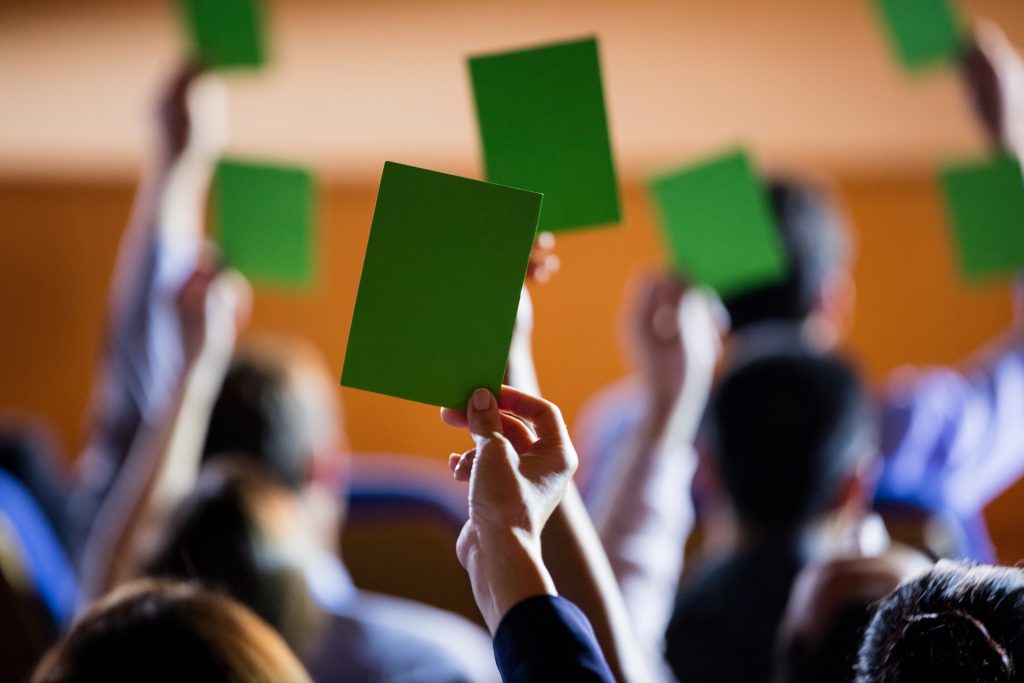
340;453;480;625
0;470;79;630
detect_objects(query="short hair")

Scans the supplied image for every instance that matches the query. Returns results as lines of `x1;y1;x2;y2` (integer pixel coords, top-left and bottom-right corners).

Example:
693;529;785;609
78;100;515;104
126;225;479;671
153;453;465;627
723;179;849;331
857;561;1024;683
709;349;874;528
142;460;322;654
32;579;311;683
202;338;331;491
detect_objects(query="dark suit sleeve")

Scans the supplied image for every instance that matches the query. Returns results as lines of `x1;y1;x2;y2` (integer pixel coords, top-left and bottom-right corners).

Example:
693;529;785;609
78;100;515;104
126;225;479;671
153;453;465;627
493;595;615;682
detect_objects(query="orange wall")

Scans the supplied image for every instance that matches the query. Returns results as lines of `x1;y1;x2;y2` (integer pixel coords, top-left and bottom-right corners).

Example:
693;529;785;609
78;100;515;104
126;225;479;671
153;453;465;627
2;177;1022;559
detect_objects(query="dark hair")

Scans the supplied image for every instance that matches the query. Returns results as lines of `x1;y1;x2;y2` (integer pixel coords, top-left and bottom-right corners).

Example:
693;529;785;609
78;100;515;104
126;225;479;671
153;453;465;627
723;179;848;331
32;579;311;683
203;353;310;491
709;349;873;528
142;461;322;654
857;561;1024;683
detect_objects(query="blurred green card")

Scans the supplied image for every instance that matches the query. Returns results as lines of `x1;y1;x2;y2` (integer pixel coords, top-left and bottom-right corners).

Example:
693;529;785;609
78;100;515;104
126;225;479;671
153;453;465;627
873;0;963;70
940;154;1024;281
649;149;787;297
179;0;267;69
214;159;315;287
469;36;620;232
341;162;542;408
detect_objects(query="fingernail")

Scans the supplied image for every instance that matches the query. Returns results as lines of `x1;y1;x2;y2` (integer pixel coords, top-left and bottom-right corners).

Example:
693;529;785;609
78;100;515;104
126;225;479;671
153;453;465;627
472;388;492;411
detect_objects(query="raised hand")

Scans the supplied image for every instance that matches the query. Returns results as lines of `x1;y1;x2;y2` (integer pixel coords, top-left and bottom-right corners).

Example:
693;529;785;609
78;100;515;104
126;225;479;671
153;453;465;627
175;260;251;373
156;61;228;163
441;385;578;631
627;272;727;422
962;20;1024;154
526;232;560;284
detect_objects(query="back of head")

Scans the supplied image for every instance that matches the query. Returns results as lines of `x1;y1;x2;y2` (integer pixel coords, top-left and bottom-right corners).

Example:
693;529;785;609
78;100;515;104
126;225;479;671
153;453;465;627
723;179;850;331
203;335;342;491
857;561;1024;683
32;579;311;683
710;348;874;530
142;460;322;654
776;550;933;683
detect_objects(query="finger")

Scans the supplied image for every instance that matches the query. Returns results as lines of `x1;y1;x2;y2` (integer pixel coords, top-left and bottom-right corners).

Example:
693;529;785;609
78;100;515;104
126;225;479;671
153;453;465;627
536;231;556;251
467;388;502;442
496;385;567;444
500;413;536;454
211;269;252;330
448;452;461;475
701;287;731;335
440;407;468;428
528;253;561;283
452;449;476;481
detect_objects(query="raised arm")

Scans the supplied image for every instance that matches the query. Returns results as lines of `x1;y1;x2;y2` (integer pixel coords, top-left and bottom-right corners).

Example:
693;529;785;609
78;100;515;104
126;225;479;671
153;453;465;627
68;64;227;559
877;22;1024;555
443;386;615;682
80;268;249;600
583;275;725;653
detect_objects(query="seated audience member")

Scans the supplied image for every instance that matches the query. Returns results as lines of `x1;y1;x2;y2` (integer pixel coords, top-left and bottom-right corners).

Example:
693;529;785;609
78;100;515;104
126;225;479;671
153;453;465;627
443;385;620;683
773;548;932;683
31;579;311;683
664;349;877;683
856;560;1024;683
144;458;494;683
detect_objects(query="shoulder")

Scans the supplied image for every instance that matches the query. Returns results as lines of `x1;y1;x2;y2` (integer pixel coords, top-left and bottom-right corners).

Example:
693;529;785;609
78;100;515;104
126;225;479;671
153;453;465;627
305;590;497;683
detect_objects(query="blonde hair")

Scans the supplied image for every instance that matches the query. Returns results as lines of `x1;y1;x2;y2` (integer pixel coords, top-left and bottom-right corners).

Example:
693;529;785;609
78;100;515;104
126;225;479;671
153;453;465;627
33;579;312;683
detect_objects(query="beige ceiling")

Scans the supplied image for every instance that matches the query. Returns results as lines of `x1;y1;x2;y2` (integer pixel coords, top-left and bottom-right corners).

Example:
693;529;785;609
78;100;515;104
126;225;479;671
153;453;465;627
2;0;1023;182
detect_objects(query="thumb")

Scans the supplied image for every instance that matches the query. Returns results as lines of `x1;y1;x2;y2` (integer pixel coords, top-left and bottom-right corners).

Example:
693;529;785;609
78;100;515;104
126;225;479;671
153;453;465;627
467;388;502;444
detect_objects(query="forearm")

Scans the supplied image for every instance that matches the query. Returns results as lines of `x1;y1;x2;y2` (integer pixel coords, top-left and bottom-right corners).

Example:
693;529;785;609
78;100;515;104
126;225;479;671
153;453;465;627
467;526;556;634
542;483;656;683
591;388;700;639
79;356;222;600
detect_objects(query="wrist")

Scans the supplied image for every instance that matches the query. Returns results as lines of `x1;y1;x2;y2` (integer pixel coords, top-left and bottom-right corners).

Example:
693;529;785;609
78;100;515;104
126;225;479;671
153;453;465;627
471;525;556;633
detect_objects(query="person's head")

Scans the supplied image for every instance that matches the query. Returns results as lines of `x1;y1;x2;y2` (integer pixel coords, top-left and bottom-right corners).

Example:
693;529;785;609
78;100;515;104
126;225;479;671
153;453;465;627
709;348;875;534
857;560;1024;683
723;179;854;344
32;579;311;683
142;459;324;654
774;550;933;683
203;335;344;491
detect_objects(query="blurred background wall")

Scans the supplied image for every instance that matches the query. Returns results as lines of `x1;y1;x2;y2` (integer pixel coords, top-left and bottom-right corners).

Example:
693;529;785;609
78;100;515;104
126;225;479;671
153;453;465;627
2;0;1023;557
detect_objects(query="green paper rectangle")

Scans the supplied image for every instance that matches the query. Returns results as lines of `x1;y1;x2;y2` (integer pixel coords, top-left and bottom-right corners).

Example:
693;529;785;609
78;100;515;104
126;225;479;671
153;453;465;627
469;36;620;232
649;149;788;297
341;162;542;409
940;154;1024;281
179;0;267;69
873;0;963;70
214;159;315;287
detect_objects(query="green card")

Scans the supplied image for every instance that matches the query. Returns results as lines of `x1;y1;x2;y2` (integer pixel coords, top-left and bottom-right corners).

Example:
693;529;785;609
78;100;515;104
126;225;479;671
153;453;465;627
341;162;542;408
872;0;963;70
649;149;787;297
940;154;1024;281
469;36;620;232
214;159;315;287
179;0;267;69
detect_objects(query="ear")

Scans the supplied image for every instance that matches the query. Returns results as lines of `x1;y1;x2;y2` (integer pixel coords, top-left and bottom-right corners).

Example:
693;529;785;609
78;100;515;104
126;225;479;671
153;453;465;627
809;269;856;347
832;470;868;517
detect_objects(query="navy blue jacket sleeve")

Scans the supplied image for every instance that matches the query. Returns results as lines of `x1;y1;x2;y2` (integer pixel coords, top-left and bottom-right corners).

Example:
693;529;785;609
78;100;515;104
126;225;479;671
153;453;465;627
493;595;615;682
